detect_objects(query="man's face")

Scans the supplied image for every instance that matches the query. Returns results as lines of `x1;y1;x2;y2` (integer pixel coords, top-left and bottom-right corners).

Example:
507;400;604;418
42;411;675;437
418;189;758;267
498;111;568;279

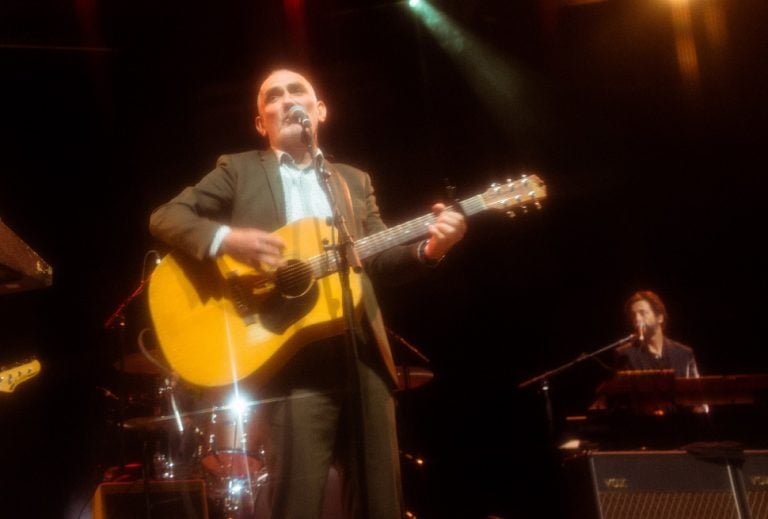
255;69;326;150
630;300;664;336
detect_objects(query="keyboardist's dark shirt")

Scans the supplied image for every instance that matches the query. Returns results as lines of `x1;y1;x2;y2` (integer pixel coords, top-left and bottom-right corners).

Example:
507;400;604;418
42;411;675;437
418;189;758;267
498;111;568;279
614;337;700;378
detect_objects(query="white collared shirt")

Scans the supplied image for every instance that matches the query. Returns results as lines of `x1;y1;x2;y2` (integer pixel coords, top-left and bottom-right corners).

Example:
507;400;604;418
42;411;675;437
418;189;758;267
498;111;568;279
208;149;332;257
275;149;332;224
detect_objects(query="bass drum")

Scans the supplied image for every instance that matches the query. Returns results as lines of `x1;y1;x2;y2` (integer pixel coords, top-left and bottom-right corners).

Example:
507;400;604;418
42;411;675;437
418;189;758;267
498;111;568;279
196;400;268;518
199;403;265;479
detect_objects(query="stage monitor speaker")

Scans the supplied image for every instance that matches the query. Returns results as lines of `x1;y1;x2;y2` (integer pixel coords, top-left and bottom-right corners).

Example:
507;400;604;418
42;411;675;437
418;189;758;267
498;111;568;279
92;479;208;519
562;449;768;519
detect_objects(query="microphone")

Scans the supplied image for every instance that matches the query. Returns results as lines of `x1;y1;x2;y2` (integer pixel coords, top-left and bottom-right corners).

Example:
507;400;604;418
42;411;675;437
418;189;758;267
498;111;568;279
636;320;646;343
288;105;311;129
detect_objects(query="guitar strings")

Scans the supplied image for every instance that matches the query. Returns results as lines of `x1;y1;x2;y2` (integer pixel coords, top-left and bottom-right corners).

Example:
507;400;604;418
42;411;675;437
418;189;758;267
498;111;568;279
262;195;494;288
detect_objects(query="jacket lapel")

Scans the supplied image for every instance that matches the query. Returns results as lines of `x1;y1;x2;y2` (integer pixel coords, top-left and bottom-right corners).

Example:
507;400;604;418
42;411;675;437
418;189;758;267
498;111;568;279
324;163;358;240
259;149;287;226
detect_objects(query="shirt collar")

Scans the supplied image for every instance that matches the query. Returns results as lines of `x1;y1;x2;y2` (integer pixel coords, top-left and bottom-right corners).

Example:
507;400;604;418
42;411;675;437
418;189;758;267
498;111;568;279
273;148;324;170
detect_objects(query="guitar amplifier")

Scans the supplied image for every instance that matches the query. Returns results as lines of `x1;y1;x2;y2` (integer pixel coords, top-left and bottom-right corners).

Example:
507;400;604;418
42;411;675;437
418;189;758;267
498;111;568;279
0;219;52;294
562;449;768;519
92;479;208;519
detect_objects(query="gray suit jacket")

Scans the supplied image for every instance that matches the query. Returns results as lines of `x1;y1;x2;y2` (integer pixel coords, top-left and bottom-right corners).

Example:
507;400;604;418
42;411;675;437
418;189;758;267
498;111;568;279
150;149;433;386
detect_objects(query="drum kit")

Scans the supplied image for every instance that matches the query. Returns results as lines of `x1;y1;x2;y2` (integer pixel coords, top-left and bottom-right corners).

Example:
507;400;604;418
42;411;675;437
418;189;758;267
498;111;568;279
106;344;433;519
99;254;433;517
107;348;271;518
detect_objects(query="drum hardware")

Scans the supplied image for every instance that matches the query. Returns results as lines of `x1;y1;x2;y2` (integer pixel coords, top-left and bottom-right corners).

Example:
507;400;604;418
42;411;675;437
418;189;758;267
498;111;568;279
211;468;269;519
401;450;426;468
103;252;165;482
189;393;271;519
386;327;430;364
396;365;434;391
387;328;434;391
200;401;265;479
146;375;204;481
116;390;272;514
111;372;205;482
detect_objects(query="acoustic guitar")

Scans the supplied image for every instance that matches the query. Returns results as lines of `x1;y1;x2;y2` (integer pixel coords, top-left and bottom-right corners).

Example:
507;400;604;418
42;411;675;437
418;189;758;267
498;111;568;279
148;175;546;387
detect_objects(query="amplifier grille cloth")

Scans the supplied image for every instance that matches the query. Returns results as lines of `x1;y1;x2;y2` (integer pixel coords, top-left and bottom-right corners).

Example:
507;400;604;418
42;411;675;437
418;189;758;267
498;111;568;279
598;491;739;519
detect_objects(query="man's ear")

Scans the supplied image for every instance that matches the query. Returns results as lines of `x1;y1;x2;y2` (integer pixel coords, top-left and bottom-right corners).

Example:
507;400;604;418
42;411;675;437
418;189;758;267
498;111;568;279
317;100;327;123
255;115;266;136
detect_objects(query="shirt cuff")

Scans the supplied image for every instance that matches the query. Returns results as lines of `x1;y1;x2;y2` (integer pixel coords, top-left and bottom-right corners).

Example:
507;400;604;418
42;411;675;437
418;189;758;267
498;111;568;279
208;225;232;258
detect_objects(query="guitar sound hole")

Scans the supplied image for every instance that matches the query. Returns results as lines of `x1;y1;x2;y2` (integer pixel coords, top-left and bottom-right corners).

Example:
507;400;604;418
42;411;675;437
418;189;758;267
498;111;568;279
275;259;314;298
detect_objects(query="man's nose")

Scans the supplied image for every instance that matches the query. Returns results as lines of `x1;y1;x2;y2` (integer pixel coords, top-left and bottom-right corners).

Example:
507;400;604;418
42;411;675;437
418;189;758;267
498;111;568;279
282;93;300;106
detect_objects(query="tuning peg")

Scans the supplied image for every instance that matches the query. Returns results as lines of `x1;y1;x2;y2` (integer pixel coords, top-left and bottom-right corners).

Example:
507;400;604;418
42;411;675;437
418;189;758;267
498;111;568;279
505;210;516;219
534;201;542;210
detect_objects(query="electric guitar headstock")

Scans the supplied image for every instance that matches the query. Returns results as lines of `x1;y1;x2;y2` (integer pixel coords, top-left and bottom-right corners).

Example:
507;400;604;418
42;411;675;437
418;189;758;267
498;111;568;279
479;173;547;216
0;358;41;393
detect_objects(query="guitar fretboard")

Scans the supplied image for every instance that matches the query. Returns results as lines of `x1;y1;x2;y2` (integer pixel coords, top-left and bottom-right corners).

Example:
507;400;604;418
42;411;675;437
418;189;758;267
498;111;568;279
355;195;486;259
305;195;487;279
301;174;546;281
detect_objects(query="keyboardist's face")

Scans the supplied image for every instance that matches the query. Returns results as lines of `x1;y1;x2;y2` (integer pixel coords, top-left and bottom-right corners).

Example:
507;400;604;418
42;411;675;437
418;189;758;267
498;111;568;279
630;300;664;336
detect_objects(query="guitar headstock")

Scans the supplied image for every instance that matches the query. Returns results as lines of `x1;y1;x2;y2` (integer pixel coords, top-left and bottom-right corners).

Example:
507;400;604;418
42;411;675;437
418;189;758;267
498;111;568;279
0;359;41;393
480;174;547;216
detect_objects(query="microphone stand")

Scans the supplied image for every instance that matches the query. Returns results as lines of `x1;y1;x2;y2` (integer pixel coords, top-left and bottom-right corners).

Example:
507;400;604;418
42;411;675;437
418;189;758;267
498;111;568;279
518;334;634;439
304;125;370;516
516;335;632;519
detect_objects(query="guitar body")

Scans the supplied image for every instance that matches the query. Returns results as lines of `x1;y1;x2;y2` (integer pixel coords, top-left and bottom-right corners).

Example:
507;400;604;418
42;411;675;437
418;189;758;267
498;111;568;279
148;217;362;387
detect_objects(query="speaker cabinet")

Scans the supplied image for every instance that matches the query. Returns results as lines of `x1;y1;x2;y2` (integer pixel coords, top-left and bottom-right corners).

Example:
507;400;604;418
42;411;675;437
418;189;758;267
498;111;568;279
93;479;208;519
562;449;768;519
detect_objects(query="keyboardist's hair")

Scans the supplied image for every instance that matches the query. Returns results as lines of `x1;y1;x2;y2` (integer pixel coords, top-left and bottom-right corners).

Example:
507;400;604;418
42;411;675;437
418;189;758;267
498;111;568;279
625;290;668;327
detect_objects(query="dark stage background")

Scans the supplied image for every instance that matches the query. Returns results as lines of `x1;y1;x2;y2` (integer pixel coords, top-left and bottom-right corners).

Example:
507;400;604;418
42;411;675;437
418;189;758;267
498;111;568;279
1;0;767;517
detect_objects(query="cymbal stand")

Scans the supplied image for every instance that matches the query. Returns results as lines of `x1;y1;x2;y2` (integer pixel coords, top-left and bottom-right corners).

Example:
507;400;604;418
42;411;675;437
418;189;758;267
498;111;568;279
386;326;430;364
106;312;130;474
102;251;160;515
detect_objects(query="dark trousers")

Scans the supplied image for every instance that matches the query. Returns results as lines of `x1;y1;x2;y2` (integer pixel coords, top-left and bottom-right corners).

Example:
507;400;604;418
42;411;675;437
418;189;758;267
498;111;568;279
259;335;403;519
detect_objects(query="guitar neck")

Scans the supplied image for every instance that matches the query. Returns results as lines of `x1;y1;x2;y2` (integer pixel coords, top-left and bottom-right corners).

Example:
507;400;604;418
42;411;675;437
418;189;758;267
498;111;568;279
306;195;485;279
304;174;547;280
355;195;485;260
